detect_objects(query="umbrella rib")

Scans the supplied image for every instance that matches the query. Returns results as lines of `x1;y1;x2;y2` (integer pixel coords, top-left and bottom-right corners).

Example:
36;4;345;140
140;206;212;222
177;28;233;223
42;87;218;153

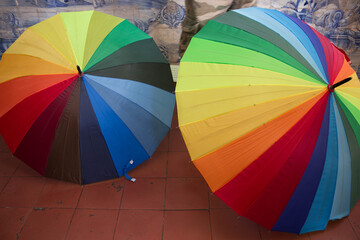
84;76;172;129
244;8;327;82
178;88;325;128
3;53;77;73
79;11;96;69
193;30;325;84
28;28;77;69
85;61;169;73
176;79;325;93
183;46;325;86
261;10;327;80
83;80;153;157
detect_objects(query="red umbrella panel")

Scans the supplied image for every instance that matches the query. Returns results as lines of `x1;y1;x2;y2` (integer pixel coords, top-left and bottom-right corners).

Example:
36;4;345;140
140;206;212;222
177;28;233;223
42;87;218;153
175;7;360;233
0;10;175;184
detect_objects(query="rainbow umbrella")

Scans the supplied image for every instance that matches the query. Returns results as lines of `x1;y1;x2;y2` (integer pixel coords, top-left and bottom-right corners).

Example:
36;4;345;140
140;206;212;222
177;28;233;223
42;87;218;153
0;11;175;184
176;7;360;234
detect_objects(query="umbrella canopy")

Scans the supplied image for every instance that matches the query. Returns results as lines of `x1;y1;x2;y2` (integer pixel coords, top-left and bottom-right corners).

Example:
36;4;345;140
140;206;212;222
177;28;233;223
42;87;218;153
0;10;175;184
176;7;360;234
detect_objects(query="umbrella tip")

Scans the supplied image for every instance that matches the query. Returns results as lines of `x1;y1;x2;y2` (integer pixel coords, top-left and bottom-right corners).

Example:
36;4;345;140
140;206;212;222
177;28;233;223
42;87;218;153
328;77;352;92
76;65;83;76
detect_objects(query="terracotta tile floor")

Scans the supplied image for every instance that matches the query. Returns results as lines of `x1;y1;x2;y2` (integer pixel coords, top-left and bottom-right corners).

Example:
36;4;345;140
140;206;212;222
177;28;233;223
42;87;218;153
1;109;360;240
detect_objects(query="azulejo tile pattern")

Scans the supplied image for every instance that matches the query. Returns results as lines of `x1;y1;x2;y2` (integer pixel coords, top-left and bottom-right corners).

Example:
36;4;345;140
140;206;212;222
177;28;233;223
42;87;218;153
0;0;359;72
279;0;360;75
0;0;186;63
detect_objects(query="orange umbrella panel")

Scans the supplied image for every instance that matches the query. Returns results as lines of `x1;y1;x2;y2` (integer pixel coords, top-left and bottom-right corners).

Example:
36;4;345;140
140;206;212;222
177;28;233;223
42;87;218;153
0;11;175;184
176;7;360;234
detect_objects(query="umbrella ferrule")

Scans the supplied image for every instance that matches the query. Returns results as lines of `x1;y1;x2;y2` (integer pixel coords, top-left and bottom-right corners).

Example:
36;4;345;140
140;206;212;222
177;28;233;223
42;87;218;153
328;77;352;92
76;65;83;76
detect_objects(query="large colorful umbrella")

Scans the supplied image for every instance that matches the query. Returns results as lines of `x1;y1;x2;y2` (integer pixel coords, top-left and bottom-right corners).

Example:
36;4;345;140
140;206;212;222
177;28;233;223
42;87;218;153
176;7;360;234
0;10;175;184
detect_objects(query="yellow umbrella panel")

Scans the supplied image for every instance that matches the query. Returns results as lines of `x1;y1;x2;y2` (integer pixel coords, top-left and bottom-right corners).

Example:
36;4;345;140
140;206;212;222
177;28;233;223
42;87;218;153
0;11;175;184
176;7;360;234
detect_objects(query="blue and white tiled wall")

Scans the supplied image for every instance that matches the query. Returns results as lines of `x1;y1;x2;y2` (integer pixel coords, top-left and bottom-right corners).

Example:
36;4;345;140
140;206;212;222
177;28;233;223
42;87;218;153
0;0;186;63
258;0;360;76
0;0;359;75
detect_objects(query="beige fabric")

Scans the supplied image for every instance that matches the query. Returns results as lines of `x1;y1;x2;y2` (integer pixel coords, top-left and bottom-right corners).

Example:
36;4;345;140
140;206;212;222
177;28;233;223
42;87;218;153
179;0;257;57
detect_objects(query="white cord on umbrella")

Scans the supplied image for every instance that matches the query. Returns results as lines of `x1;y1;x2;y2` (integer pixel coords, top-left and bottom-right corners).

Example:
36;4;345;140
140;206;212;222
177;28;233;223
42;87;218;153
124;160;136;182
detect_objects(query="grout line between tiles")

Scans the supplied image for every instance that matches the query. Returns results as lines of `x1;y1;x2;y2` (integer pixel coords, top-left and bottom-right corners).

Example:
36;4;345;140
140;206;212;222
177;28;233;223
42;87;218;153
0;206;117;210
15;208;32;240
167;130;170;152
257;223;263;240
4;176;43;179
113;176;126;239
0;206;218;211
15;177;46;240
162;208;210;212
10;158;21;176
32;177;46;208
0;176;11;193
32;207;212;211
347;218;360;240
63;185;84;240
161;150;170;240
208;184;213;240
12;160;22;177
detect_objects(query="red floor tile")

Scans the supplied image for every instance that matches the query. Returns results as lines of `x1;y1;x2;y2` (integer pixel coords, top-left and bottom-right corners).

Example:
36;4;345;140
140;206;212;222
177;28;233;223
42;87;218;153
35;178;83;209
169;129;188;152
129;151;167;178
211;209;261;240
165;178;208;209
349;201;360;238
0;207;32;240
156;134;169;152
13;162;42;177
0;107;357;240
0;136;10;153
121;178;165;209
0;177;45;207
0;152;20;176
18;208;74;240
0;151;12;159
167;151;201;177
66;209;118;240
163;210;211;240
0;177;10;193
114;210;163;240
78;179;124;209
309;218;358;240
209;192;230;209
259;226;310;240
